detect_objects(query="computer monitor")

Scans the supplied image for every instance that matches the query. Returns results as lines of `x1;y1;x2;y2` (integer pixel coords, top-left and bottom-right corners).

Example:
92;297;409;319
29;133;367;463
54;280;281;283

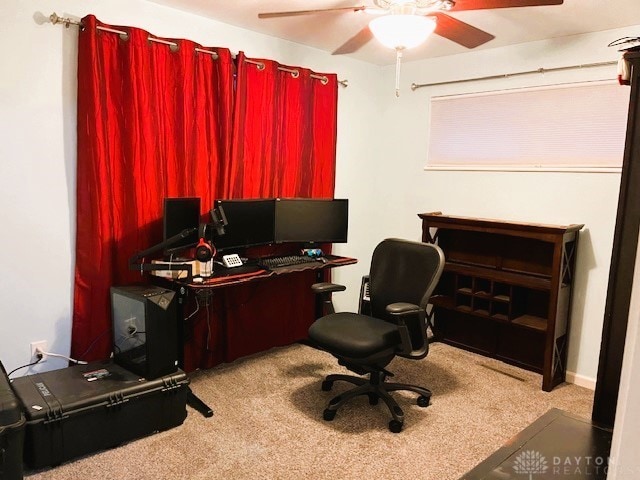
213;199;276;251
274;198;349;244
163;197;200;254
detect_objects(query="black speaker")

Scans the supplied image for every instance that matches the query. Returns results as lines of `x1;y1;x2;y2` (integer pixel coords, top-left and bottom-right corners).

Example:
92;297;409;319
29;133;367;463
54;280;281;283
110;285;178;379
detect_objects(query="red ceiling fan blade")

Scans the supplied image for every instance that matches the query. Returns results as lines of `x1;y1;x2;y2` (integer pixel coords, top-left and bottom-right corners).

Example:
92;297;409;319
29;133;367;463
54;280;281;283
258;6;366;19
430;12;495;48
332;26;374;55
450;0;563;11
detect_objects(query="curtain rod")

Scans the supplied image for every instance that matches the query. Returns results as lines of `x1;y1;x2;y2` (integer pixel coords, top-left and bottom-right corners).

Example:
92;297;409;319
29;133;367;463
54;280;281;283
49;13;348;88
243;58;348;87
411;61;618;90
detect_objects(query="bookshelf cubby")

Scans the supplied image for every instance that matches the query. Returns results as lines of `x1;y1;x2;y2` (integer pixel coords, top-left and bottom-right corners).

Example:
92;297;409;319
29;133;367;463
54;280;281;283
420;212;583;391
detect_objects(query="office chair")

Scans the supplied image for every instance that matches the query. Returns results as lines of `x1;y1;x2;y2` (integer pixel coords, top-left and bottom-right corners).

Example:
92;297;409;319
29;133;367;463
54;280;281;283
308;238;444;433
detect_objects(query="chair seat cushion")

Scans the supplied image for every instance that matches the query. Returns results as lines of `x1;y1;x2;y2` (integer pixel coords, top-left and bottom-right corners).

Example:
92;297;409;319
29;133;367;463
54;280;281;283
308;312;400;358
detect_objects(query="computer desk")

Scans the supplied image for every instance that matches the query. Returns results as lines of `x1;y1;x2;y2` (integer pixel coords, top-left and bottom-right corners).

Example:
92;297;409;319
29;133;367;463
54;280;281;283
154;254;357;417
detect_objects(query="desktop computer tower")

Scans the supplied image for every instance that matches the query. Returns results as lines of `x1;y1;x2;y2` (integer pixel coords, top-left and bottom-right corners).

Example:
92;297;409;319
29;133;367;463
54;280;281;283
110;285;178;380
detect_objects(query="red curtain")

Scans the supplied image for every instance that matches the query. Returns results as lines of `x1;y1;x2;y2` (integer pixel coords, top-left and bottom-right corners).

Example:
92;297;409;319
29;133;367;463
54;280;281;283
73;19;339;369
226;52;337;198
217;53;338;365
72;15;234;361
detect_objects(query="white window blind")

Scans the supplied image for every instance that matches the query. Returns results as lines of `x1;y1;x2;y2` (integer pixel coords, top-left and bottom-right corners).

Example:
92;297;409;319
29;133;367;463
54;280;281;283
427;81;630;172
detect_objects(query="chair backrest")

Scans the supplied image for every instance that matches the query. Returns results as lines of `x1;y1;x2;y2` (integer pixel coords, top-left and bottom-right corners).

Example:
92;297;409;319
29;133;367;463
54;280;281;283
369;238;445;359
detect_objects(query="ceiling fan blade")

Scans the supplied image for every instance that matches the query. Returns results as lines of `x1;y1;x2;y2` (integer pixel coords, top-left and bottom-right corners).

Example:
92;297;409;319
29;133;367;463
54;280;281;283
258;6;366;19
430;13;495;48
449;0;563;11
332;26;374;55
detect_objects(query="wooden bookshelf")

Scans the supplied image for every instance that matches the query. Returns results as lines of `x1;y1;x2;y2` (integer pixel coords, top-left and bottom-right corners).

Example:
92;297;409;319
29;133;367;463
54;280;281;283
420;212;583;391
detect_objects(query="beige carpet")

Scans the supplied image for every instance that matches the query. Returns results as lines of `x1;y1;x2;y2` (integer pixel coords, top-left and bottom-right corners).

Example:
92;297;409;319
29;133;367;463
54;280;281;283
25;343;593;480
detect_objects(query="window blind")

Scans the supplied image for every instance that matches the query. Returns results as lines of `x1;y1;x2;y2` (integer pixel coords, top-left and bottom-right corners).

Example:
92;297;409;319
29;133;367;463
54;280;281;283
427;81;630;171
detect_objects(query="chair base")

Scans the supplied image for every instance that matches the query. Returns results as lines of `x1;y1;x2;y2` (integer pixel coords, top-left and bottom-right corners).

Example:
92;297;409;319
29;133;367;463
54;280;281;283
320;372;432;433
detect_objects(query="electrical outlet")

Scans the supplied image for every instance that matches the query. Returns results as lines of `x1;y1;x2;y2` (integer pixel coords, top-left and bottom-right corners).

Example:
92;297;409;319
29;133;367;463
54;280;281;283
30;340;48;363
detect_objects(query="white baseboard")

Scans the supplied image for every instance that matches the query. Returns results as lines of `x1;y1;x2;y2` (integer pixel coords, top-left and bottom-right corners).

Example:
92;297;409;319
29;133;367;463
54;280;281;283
565;371;596;390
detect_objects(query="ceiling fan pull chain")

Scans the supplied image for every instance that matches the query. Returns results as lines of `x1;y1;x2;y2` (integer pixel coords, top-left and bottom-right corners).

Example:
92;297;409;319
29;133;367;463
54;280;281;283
395;48;404;97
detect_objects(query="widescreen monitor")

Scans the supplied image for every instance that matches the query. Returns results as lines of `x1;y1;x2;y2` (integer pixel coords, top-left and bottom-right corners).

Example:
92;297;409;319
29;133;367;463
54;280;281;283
213;199;276;251
274;198;348;244
163;197;200;254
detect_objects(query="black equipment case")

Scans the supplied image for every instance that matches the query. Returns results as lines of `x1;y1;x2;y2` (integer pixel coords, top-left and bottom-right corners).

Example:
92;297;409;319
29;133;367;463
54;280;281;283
11;360;189;469
0;362;25;480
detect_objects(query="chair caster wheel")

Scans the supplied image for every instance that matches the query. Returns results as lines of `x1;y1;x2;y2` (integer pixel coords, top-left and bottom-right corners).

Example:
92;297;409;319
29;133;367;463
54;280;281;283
368;394;379;405
388;420;403;433
417;395;431;408
321;380;333;391
323;409;336;421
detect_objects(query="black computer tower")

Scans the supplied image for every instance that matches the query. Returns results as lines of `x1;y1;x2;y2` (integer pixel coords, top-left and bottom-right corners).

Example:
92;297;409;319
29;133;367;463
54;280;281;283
110;285;178;379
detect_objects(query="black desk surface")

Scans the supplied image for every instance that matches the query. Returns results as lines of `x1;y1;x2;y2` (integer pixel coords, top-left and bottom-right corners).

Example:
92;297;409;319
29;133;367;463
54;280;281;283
167;254;357;290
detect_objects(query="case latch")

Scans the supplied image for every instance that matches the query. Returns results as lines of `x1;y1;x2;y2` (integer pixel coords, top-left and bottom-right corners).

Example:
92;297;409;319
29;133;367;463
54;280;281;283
106;392;129;408
43;406;68;424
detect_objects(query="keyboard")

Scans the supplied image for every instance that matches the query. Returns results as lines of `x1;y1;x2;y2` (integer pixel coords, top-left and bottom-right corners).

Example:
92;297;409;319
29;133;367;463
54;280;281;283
257;255;320;269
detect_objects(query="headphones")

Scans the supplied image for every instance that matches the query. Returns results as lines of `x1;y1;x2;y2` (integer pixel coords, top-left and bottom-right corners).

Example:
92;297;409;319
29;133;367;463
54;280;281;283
195;224;215;263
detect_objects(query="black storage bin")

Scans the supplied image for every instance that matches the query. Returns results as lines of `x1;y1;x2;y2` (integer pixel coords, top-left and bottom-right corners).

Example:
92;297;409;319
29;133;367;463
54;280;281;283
0;362;25;480
11;360;189;469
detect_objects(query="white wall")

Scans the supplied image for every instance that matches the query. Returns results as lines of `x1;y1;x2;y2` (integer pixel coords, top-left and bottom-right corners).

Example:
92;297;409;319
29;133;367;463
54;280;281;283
0;0;385;374
372;25;640;385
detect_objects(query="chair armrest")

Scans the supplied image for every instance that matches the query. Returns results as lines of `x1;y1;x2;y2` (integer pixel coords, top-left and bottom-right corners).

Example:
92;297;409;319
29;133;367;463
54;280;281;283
386;302;421;316
311;282;346;295
386;302;422;356
312;283;346;317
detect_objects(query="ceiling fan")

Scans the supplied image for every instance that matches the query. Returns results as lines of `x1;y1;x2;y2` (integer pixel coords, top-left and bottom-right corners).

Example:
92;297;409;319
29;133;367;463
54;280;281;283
258;0;564;55
258;0;564;96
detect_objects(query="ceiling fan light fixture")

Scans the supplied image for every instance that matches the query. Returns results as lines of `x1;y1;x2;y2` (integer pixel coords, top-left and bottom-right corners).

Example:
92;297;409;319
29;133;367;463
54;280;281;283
369;14;437;50
369;14;436;97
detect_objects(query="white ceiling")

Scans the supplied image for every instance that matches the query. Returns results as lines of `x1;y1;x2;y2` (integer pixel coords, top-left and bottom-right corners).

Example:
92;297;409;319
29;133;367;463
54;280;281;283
144;0;640;65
